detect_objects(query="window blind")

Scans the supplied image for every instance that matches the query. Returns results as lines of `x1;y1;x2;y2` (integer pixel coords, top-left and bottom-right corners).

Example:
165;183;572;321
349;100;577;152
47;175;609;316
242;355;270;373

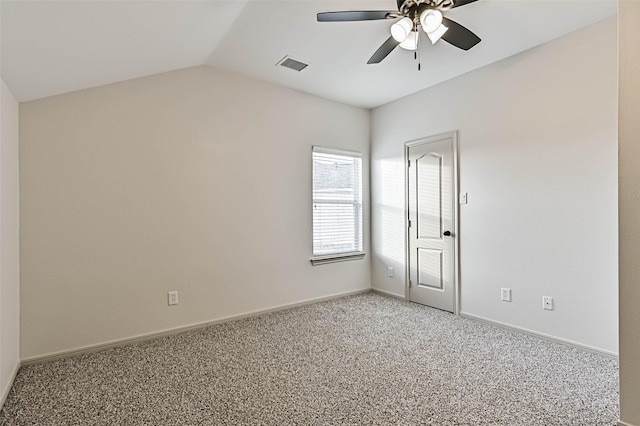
312;147;363;257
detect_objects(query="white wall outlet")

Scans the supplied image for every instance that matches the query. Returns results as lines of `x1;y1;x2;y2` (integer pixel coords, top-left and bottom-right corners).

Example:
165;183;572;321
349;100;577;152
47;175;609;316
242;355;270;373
500;288;511;302
460;192;468;204
543;296;553;310
168;291;179;306
387;266;394;277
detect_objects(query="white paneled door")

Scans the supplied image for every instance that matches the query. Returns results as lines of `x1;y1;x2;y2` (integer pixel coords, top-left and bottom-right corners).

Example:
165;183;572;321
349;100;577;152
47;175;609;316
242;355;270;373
407;134;457;313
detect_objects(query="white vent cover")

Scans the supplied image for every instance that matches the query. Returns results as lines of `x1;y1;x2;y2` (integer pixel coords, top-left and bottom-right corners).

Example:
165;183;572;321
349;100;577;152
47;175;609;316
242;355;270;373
276;56;309;72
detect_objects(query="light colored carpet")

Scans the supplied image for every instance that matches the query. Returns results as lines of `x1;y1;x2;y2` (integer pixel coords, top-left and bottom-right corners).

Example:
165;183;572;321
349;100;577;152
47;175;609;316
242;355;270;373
0;293;619;425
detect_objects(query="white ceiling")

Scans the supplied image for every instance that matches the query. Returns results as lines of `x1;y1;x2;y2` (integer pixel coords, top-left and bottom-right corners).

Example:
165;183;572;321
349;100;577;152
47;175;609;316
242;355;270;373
1;0;617;109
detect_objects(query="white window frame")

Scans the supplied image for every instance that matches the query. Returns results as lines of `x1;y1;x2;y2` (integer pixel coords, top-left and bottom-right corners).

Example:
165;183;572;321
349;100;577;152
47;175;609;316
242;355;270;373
311;146;365;266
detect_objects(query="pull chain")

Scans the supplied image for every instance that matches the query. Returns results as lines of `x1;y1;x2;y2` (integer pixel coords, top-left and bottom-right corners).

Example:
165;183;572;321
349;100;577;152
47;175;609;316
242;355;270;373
414;25;418;65
417;26;421;71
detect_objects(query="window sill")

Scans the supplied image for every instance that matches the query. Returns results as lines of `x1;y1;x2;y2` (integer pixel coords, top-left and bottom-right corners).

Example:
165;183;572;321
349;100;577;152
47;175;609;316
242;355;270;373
310;252;366;266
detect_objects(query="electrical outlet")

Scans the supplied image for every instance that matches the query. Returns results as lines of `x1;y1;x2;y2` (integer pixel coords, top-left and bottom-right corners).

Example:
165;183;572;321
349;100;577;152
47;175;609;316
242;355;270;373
168;291;179;306
542;296;553;310
500;288;511;302
388;267;394;277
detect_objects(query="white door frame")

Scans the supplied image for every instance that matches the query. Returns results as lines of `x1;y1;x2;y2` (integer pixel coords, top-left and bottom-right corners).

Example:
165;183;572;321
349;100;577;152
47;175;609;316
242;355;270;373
404;131;461;315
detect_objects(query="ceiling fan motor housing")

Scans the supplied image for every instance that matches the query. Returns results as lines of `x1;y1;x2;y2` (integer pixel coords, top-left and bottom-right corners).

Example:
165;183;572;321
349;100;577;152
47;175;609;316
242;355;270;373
399;0;455;16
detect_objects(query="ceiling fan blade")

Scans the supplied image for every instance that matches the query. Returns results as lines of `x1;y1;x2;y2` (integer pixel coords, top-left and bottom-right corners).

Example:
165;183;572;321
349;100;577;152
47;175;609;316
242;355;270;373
451;0;479;8
367;36;400;64
441;17;481;50
317;11;396;22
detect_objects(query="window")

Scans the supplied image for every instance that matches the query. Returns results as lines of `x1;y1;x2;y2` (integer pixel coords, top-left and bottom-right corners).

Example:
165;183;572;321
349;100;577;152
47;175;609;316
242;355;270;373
311;146;364;265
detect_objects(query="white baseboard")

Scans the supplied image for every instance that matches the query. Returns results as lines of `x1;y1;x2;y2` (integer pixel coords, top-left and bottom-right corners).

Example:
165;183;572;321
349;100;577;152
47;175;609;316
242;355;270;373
460;312;618;360
22;288;371;366
0;361;20;410
371;288;405;300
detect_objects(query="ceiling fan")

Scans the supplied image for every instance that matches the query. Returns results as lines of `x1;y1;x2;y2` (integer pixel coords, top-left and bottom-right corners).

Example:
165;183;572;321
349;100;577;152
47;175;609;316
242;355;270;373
317;0;481;64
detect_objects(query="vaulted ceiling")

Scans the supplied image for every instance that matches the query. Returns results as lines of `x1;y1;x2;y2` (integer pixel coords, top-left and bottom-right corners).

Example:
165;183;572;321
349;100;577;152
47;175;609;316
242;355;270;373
1;0;617;108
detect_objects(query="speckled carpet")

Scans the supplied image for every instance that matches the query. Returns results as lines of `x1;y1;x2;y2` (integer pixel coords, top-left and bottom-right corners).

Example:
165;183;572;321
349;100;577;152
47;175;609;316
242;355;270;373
0;293;619;425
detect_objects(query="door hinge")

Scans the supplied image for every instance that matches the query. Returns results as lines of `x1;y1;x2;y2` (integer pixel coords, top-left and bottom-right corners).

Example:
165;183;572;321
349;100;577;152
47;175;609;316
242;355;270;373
408;219;412;228
407;159;410;167
408;279;412;288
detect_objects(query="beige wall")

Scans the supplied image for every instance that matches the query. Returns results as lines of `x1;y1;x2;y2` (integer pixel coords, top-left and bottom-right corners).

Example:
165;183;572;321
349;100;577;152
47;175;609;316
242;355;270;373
618;1;640;424
371;18;618;354
19;66;371;360
0;78;20;406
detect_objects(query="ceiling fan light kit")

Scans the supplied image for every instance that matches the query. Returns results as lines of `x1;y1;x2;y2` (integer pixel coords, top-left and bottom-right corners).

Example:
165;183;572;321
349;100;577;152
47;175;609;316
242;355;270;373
420;9;442;33
399;30;420;50
420;9;449;44
391;17;413;42
427;23;449;44
317;0;481;65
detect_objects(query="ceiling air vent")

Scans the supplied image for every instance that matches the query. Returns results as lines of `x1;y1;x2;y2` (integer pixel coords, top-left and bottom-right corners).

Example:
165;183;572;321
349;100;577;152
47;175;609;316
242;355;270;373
276;56;309;72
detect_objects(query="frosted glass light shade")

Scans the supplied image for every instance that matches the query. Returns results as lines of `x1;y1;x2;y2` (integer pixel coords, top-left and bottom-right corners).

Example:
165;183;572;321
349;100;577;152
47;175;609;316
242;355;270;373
399;30;419;50
420;9;443;33
391;17;413;42
427;24;448;44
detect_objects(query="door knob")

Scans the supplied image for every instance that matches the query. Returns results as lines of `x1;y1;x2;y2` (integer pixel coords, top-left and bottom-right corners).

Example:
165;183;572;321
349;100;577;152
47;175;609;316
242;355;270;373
443;230;451;236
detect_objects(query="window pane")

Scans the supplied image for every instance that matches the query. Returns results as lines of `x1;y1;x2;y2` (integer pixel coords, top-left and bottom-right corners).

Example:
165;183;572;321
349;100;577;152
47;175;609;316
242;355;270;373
312;148;362;256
